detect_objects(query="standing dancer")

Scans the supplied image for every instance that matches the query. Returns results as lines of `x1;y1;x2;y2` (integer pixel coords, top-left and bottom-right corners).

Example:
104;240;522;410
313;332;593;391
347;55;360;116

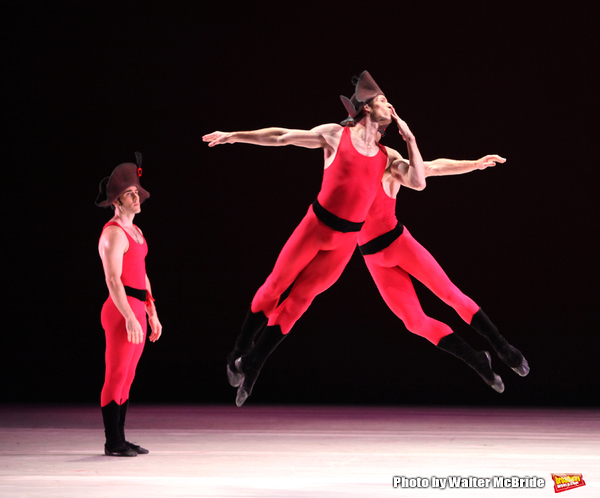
96;153;162;456
203;71;427;406
359;152;529;392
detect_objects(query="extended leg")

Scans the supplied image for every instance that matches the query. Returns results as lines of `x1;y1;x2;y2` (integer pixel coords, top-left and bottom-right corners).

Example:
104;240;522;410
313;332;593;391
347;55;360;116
364;257;503;391
363;258;453;344
388;228;479;322
388;229;529;375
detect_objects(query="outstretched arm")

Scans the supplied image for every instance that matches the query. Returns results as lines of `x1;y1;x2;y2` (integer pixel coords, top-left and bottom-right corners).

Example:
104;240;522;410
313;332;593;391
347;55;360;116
384;107;426;190
424;155;506;177
202;124;340;150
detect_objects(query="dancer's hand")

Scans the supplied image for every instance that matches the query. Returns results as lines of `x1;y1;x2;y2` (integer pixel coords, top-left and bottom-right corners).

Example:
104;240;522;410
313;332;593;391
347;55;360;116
475;155;506;170
390;106;415;142
126;317;145;344
202;131;232;147
148;315;162;342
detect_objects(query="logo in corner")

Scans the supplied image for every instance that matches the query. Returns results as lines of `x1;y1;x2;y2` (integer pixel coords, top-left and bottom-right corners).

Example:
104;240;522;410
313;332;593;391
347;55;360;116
551;474;585;493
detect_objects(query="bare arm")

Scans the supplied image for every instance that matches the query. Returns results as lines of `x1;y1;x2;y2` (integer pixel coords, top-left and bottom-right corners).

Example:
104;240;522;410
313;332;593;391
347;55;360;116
384;107;426;190
424;155;506;177
145;274;162;342
202;124;341;151
98;226;144;344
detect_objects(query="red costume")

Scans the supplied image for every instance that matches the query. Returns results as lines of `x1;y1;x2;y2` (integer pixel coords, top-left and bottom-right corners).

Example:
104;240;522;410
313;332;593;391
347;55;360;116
251;126;388;334
357;182;528;391
100;221;148;407
358;184;479;344
229;124;390;407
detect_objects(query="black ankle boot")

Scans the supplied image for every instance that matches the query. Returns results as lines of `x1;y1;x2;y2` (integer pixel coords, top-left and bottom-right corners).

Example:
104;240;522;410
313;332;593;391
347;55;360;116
470;308;530;376
101;401;137;457
119;400;149;454
437;333;505;393
227;308;268;387
236;325;287;406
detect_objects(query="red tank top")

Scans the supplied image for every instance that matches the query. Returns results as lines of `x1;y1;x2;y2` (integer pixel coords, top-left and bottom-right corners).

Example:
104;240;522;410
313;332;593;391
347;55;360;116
316;126;388;223
101;221;148;290
357;182;398;245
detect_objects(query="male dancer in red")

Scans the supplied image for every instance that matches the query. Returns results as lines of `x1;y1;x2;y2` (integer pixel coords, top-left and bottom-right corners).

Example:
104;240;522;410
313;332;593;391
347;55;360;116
203;71;426;406
359;151;529;392
96;153;162;456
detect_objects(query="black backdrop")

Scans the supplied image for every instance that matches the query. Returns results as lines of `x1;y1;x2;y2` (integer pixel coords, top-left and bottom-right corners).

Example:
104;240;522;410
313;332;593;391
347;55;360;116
3;2;598;407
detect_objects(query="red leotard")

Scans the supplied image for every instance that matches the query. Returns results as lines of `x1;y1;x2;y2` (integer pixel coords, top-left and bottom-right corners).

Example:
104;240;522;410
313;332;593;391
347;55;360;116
317;127;388;223
100;222;147;406
252;126;388;334
360;183;480;344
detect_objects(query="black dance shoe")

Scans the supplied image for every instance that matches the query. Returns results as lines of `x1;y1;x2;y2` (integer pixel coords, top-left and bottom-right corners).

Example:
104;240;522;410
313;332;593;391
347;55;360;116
126;441;149;454
226;351;243;388
104;443;138;457
497;345;530;377
235;358;261;407
479;352;505;393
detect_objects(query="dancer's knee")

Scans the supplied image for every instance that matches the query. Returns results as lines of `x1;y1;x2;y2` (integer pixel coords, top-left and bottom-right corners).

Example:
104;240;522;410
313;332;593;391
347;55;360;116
404;315;451;344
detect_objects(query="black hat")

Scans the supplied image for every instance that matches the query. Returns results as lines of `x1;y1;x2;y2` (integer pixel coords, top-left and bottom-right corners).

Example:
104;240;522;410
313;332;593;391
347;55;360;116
95;152;150;207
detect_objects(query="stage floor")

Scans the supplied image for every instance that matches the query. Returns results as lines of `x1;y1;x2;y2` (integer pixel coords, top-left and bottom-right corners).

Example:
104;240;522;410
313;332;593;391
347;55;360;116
0;404;598;497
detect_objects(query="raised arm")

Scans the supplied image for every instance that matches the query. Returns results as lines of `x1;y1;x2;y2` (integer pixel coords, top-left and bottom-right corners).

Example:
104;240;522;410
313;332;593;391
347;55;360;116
98;227;144;344
202;124;341;151
384;107;426;190
424;155;506;177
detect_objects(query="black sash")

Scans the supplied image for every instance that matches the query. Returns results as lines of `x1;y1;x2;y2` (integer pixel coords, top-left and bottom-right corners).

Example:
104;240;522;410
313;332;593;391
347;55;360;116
312;199;364;233
359;222;404;255
124;286;147;302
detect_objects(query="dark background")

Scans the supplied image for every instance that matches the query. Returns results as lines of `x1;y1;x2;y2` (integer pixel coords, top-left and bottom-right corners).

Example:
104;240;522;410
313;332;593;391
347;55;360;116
3;2;597;407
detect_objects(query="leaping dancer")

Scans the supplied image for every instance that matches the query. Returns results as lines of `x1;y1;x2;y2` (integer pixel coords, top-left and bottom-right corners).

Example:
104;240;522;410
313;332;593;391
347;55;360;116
358;147;529;393
203;71;426;406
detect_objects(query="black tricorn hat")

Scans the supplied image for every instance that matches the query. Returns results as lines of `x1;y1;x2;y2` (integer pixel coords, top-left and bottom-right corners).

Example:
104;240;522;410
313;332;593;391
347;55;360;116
95;152;150;207
340;70;385;120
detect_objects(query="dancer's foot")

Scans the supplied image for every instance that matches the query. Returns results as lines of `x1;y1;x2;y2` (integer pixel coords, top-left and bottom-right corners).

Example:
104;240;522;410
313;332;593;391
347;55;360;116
226;351;243;387
235;357;260;407
496;344;530;377
104;442;137;457
477;352;505;393
126;441;149;454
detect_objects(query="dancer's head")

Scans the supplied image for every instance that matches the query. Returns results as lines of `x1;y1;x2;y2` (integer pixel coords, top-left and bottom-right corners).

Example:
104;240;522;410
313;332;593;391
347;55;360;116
95;152;150;210
340;71;391;130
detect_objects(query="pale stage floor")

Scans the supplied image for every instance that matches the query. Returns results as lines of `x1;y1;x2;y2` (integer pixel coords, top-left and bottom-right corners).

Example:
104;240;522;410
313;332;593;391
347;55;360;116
0;404;598;497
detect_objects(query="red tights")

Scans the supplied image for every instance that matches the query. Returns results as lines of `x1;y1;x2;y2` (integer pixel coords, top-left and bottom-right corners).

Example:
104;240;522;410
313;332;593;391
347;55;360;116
363;227;479;345
251;206;357;334
100;296;146;406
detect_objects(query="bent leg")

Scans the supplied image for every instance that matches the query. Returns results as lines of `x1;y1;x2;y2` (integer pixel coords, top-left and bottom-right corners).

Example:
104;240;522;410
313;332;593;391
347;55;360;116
268;235;356;334
392;228;479;323
235;236;355;405
364;257;452;344
251;209;324;317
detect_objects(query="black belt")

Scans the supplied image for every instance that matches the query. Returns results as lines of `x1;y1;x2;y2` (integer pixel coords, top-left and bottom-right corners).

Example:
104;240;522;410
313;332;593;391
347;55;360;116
359;222;404;255
312;199;364;233
124;286;147;302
